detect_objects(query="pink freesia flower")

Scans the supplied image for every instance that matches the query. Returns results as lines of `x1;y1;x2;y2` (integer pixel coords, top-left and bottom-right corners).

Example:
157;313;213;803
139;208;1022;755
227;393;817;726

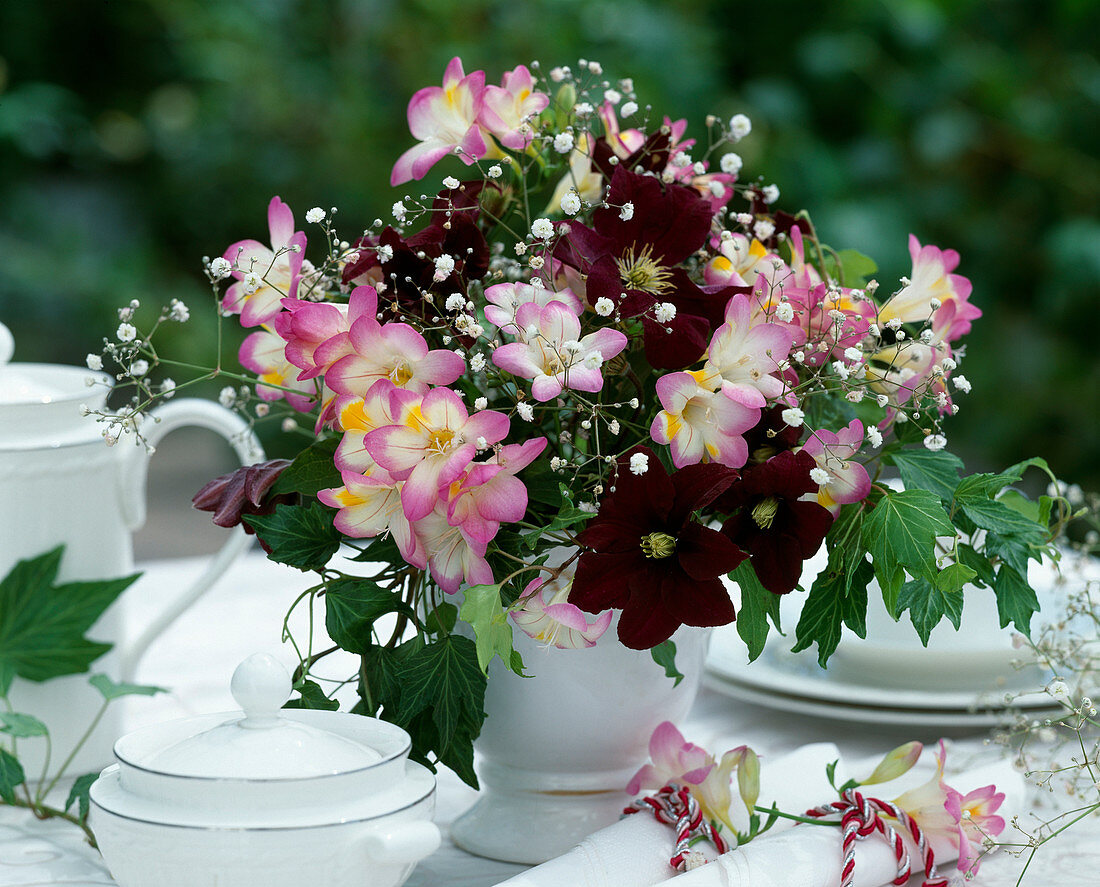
275;285;379;381
326;314;466;398
412;502;494;593
445;438;547;544
364;387;510;522
238;329;316;412
627;721;752;833
878;235;980;343
702;293;794;407
650;370;760;468
391;57;488;186
332;380;405;473
800;419;872;514
222;196;307;327
491;300;627;401
511;566;612;649
704;234;783;288
318;467;422;568
479;65;549;150
483;281;584;336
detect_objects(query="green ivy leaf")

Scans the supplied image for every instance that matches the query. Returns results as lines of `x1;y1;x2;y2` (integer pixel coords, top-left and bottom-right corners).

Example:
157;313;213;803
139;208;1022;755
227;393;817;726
953;472;1020;501
825;248;878;287
426;602;458;635
958;497;1047;538
0;712;49;738
64;772;98;822
458;584;526;675
324;577;417;655
0;748;25;803
271;437;341;497
89;674;166;701
244;501;343;571
792;552;872;666
993;565;1040;635
934;562;978;594
956;544;997;587
861;489;954;611
889;449;964;502
896;577;964;645
392;635;487;763
650;639;684;686
283;679;340;711
0;547;140;685
359;643;407;718
729;560;781;662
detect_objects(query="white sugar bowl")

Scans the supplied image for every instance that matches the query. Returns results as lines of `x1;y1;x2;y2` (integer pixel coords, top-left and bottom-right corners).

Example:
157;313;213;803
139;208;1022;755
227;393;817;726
90;654;440;887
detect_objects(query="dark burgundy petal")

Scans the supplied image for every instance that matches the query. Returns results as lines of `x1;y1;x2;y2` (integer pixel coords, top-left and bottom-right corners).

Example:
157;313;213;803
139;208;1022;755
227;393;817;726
676;522;747;581
785;500;834;558
553;222;617;274
615;584;681;650
193;459;292;530
668;574;737;629
742;530;806;596
582;256;631;306
641;311;710;370
668;463;740;527
591;131;672;182
571;550;640;612
574;514;648;553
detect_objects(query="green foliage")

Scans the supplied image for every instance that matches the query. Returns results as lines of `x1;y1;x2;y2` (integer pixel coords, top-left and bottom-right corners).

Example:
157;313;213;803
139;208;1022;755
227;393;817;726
896;577;963;646
272;437;341;497
0;749;24;804
889;449;964;503
0;712;49;738
64;773;98;822
650;639;684;686
823;247;877;287
88;674;166;701
283;679;340;711
522;483;593;549
993;565;1041;635
244;501;343;571
323;576;418;655
793;554;872;667
458;584;526;675
728;560;782;662
0;548;139;690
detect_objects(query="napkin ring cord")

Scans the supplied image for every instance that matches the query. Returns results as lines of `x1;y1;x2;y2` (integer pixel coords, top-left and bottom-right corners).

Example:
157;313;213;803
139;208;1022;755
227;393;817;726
623;782;729;872
806;789;947;887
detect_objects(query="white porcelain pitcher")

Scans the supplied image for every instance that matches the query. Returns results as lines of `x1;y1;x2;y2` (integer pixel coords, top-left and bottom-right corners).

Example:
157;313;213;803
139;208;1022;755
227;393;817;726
0;321;264;776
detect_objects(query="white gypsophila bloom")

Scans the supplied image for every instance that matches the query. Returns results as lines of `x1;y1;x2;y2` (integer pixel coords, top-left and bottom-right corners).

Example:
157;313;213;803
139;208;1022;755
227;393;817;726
550;456;563;472
735;212;754;226
629;397;639;408
377;244;394;263
833;360;850;381
580;419;592;430
920;329;935;343
620;101;638;117
753;219;775;241
470;353;487;372
487;165;503;179
392;201;407;222
594;297;615;316
531;218;555;240
281;417;297;432
475;436;488;450
254;403;270;417
549;66;566;82
562;339;582;354
553;132;575;154
116;323;137;342
218;386;236;408
941;356;958;372
603;88;621;104
608;419;620;435
445;293;465;312
209;256;232;279
866;426;883;448
169;299;190;322
434;254;456;278
654;302;676;324
810;467;832;486
762;184;780;204
242;271;262;294
442;176;460;190
885;317;903;331
775;302;795;323
86;353;103;370
474;396;488;411
896;411;909;423
130;359;149;377
672;151;692;168
619;202;635;221
793;350;805;364
953;375;972;393
876;394;889;407
529;255;545;270
708;181;725;198
305;207;326;224
895;330;907;341
516;402;535;422
720;152;743;175
160;378;176;398
578;501;598;513
781;407;805;428
1046;680;1070;701
560;190;582;215
844;346;864;362
629;452;649;475
729;113;752;140
924;433;948;452
583;351;604;370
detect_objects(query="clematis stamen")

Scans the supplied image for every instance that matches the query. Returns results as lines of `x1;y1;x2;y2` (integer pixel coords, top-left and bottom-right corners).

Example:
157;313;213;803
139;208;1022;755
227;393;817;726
751;496;780;529
640;531;676;559
616;244;674;296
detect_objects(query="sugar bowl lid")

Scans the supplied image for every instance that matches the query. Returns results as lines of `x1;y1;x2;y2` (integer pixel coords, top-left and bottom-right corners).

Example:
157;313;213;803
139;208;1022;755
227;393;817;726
140;654;381;779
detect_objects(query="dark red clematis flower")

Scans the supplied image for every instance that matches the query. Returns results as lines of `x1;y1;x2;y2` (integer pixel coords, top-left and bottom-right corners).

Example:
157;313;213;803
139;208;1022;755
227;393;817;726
555;166;744;370
742;405;804;466
569;447;746;650
717;449;832;596
192;459;292;533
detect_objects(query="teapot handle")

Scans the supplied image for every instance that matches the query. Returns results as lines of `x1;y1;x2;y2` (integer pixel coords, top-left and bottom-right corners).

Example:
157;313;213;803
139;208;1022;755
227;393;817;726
360;820;442;865
116;398;264;682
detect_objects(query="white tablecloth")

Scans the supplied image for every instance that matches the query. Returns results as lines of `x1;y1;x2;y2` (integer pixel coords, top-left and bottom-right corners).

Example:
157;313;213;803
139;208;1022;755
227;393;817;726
3;550;1098;885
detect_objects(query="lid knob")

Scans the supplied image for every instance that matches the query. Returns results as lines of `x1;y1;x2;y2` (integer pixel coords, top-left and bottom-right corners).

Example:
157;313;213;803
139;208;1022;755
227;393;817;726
231;653;292;728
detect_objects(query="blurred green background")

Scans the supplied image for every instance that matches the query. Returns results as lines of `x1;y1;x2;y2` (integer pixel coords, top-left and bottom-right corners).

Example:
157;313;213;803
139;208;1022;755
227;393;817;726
1;0;1097;488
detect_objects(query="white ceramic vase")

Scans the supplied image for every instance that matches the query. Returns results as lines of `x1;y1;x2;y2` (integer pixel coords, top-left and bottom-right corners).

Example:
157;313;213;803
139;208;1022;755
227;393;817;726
450;617;711;864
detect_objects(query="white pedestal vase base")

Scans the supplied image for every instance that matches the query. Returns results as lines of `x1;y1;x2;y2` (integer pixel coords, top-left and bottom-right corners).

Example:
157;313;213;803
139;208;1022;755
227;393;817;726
451;616;712;864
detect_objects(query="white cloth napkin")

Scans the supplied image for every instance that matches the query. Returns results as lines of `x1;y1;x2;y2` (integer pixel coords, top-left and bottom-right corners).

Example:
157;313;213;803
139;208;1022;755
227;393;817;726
494;750;1024;887
493;742;841;887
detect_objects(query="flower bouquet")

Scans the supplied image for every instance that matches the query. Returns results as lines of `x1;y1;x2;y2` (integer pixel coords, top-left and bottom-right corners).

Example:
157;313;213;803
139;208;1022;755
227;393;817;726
90;57;1068;787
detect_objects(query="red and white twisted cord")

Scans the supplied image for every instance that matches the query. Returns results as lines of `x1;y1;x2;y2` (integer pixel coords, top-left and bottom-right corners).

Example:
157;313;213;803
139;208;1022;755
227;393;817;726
806;788;946;887
623;783;729;871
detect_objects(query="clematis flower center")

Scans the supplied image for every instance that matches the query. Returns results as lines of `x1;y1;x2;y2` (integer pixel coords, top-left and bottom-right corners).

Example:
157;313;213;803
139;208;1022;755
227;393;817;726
640;531;676;559
751;497;780;530
617;244;674;296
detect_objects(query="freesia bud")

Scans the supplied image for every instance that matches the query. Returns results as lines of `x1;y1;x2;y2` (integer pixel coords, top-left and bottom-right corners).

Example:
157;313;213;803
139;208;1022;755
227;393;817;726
861;740;922;786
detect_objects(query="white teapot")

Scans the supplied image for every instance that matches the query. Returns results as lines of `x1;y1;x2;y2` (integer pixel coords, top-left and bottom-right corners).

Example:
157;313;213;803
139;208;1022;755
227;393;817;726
0;321;264;775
